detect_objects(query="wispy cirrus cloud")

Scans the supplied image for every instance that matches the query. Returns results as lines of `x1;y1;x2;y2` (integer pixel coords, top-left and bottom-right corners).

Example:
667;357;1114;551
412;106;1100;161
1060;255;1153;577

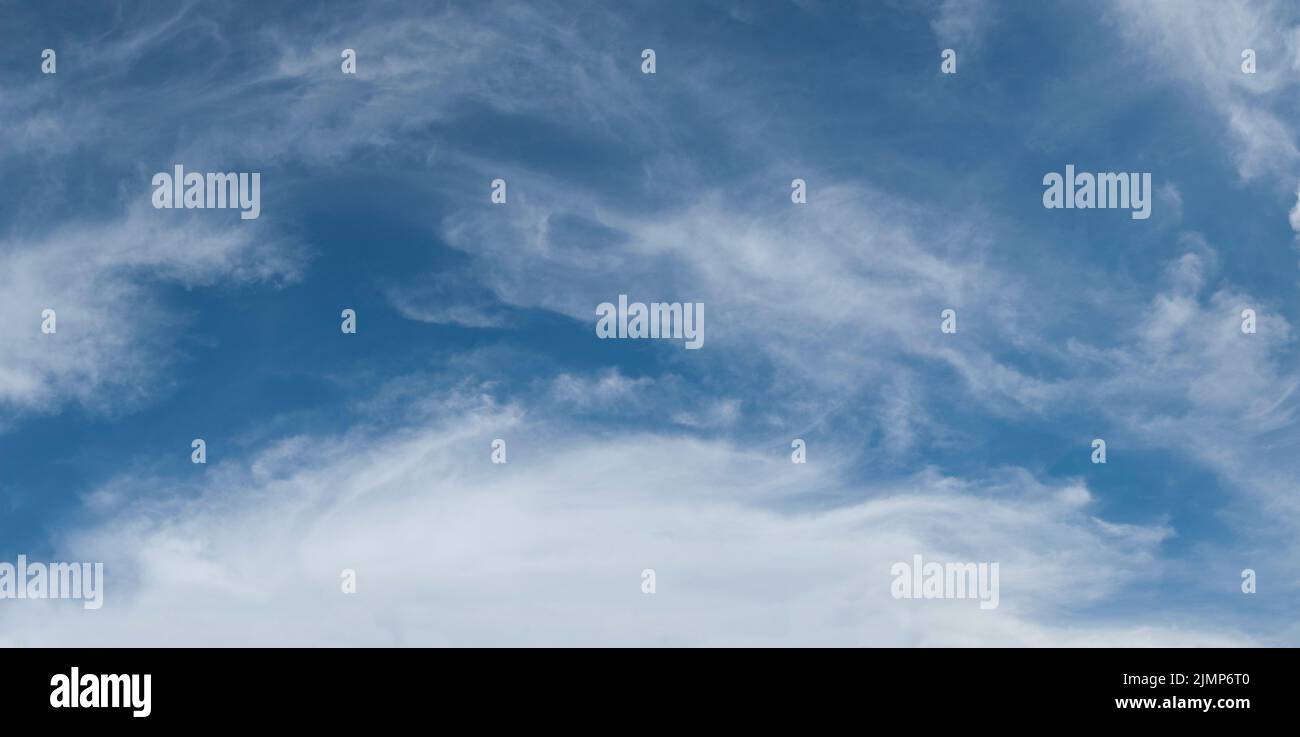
0;205;302;420
1110;0;1300;182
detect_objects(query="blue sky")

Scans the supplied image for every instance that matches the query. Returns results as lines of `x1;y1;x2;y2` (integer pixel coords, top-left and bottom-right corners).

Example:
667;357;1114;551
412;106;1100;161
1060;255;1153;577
1;0;1298;645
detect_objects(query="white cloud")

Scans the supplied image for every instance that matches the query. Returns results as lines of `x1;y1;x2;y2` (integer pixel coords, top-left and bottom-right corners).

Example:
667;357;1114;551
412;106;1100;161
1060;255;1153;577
0;204;301;419
547;369;658;411
387;270;509;328
1064;244;1300;545
1111;0;1300;181
438;180;1039;419
672;398;743;429
1290;187;1300;232
0;388;1250;646
931;0;995;52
